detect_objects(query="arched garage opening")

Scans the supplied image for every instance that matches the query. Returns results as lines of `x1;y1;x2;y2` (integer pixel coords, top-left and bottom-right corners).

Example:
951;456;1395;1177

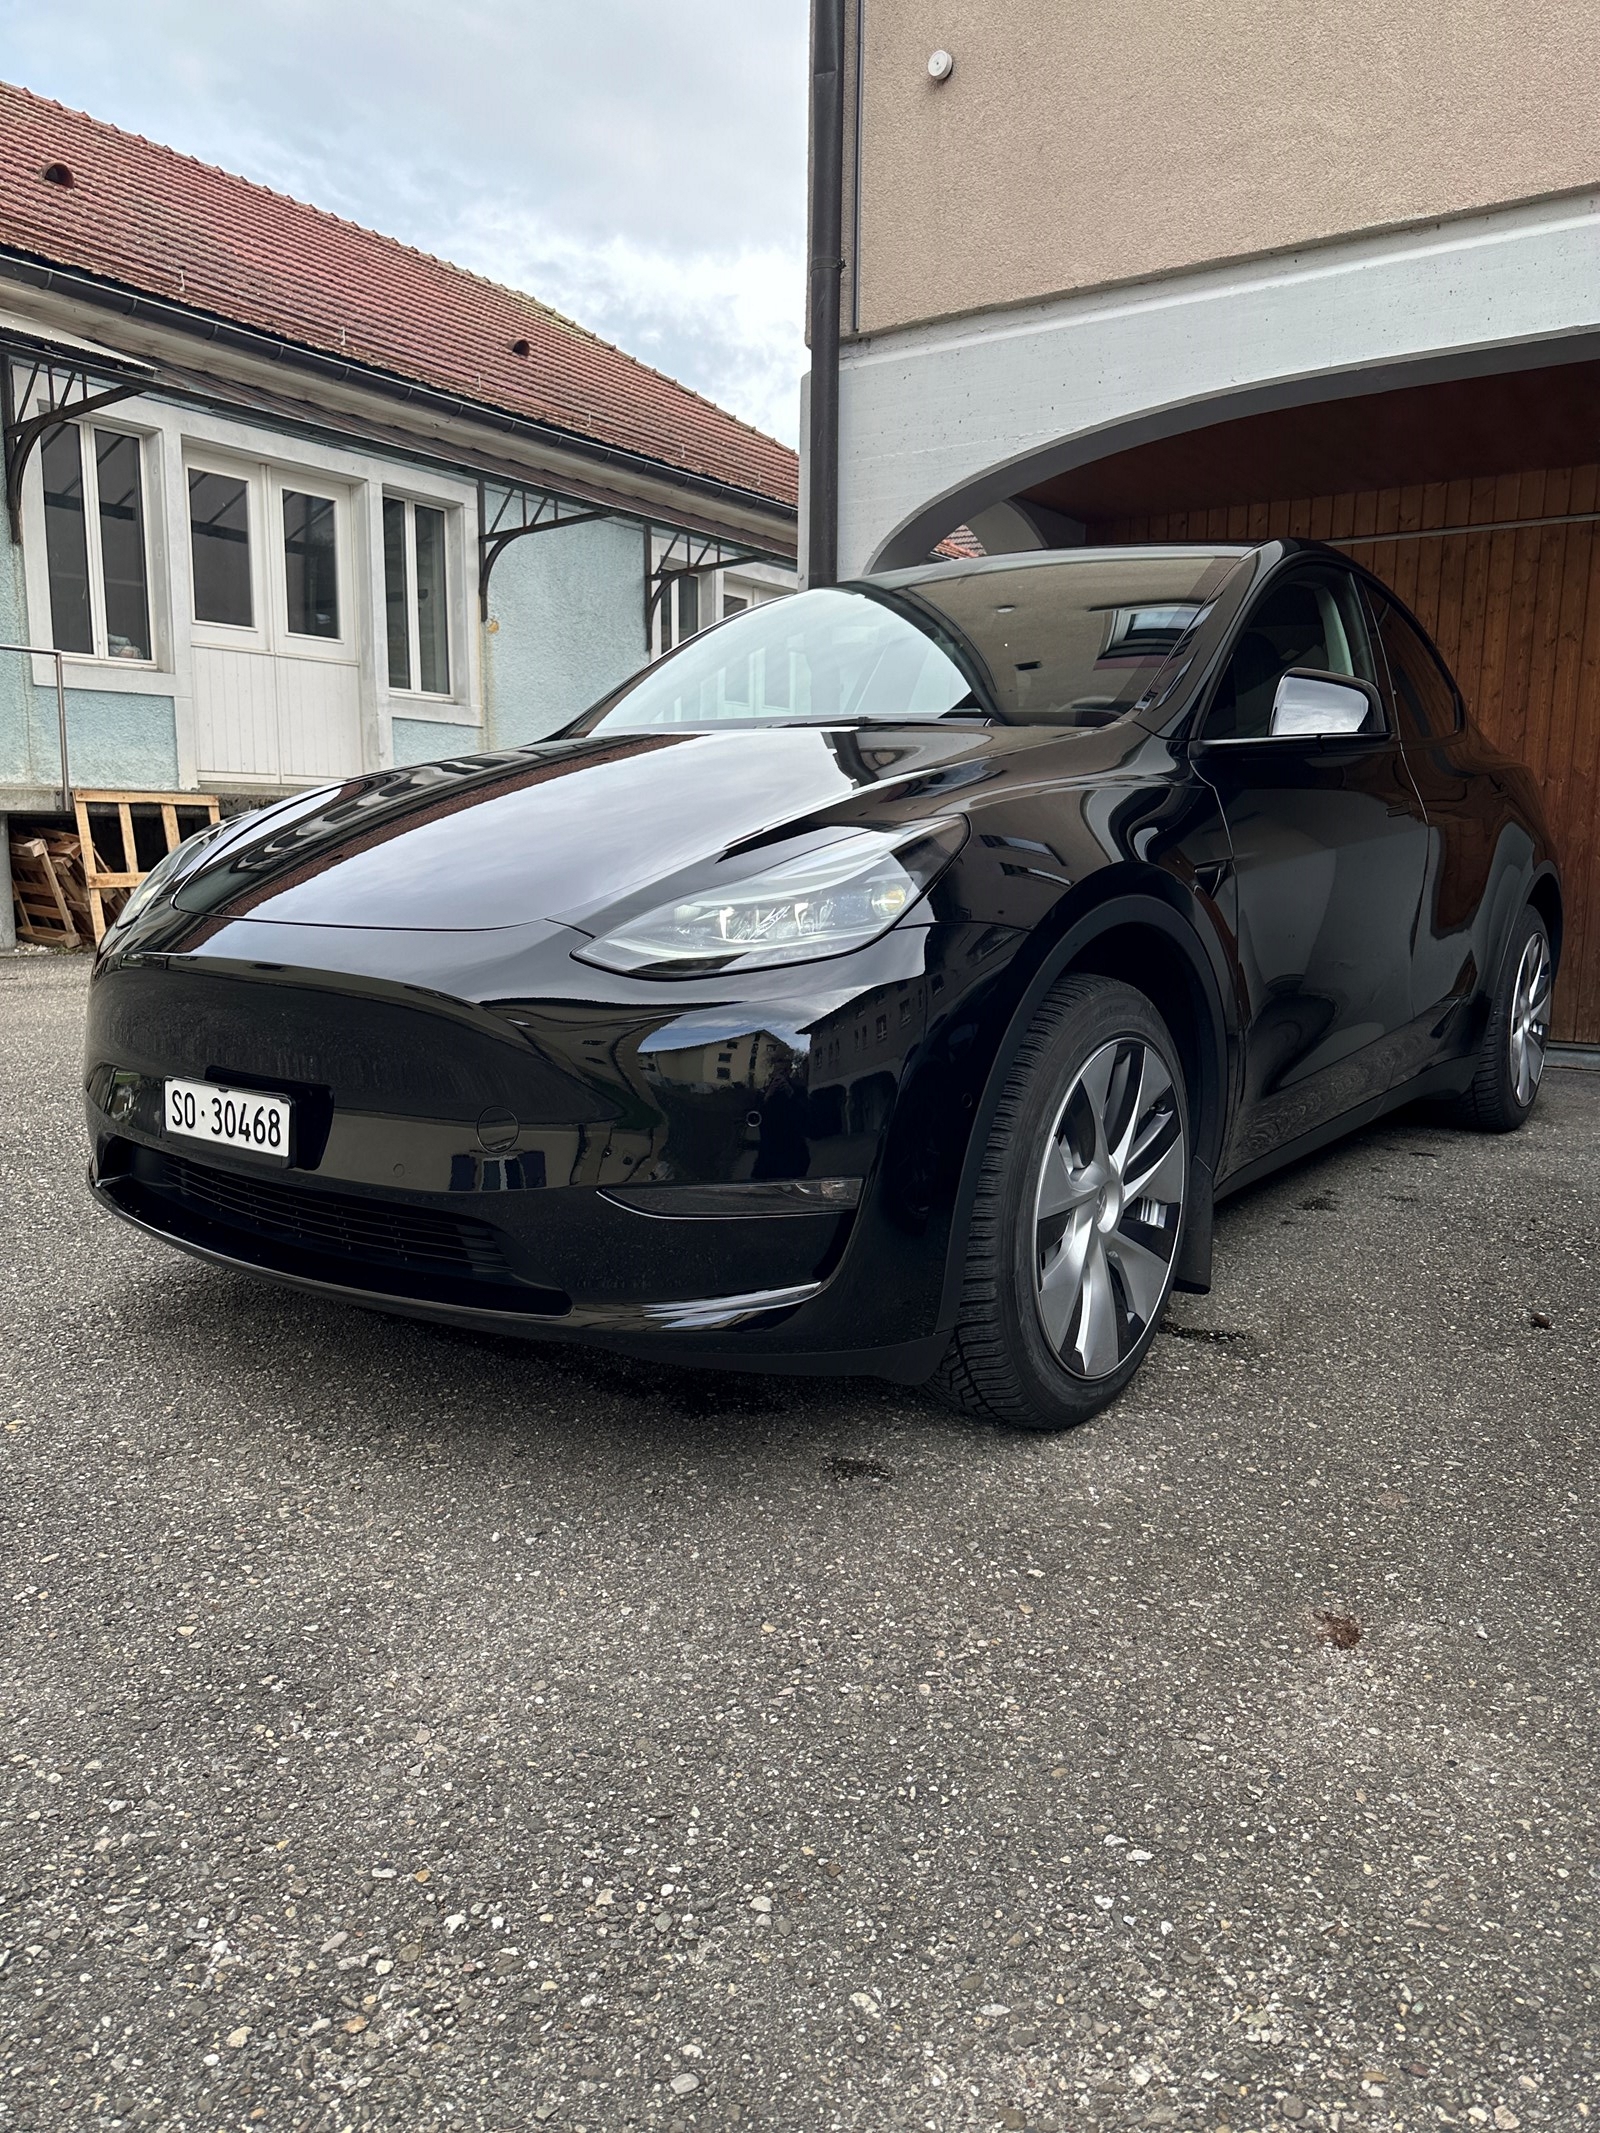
942;359;1600;1045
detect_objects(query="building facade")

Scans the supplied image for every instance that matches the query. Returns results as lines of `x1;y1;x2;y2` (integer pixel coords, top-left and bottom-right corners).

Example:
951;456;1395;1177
0;82;796;916
817;0;1600;1039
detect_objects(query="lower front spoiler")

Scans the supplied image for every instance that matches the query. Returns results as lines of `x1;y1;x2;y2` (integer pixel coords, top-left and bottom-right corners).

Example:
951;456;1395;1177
88;1170;946;1384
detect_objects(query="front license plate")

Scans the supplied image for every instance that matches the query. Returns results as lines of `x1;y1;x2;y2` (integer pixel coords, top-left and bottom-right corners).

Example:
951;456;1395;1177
164;1078;293;1164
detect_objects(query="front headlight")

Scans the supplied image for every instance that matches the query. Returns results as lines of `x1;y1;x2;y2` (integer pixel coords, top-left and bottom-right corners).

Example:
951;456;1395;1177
576;818;967;976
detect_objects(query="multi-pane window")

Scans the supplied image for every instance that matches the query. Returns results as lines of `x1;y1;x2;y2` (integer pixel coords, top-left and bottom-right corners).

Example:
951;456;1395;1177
382;497;451;694
652;569;787;664
186;463;347;648
283;490;340;639
41;424;152;661
188;469;253;627
658;573;704;655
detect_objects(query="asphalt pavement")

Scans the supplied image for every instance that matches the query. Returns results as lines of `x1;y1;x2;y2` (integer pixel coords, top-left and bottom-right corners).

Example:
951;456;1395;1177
2;950;1597;2133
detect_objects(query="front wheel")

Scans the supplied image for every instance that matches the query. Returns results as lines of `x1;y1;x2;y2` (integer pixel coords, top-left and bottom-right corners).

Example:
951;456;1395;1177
933;976;1190;1432
1451;906;1553;1132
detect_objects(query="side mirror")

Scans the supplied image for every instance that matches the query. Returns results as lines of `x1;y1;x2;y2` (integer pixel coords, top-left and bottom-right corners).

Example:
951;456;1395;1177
1270;669;1382;739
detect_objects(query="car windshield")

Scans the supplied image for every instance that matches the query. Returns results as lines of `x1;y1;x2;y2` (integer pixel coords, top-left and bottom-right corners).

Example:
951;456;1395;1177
579;549;1250;734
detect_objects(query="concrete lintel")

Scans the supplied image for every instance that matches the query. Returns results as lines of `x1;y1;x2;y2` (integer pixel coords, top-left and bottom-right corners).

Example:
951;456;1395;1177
0;787;70;816
837;190;1600;574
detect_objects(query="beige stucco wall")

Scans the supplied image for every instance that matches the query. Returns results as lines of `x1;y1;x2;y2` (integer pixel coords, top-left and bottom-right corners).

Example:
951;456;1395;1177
850;0;1600;337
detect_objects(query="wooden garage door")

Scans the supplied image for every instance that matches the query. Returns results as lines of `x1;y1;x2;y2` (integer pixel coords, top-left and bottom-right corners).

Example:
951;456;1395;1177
1100;468;1600;1044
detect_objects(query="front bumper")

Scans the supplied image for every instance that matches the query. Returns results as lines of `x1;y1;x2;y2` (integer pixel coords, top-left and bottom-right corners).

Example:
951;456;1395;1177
90;1152;849;1336
83;910;1026;1377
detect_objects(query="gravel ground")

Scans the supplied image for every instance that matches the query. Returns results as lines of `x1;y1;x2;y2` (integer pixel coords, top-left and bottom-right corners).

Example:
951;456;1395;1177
1;949;1597;2133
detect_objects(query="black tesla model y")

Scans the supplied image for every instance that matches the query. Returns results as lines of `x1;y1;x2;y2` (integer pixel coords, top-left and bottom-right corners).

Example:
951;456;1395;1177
86;540;1561;1428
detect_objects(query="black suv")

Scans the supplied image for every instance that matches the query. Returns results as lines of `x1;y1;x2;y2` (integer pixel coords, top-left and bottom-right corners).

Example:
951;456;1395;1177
86;541;1560;1429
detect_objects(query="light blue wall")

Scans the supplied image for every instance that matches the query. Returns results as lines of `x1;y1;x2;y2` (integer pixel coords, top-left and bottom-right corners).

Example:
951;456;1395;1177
0;518;30;781
392;716;483;767
484;517;646;748
0;514;178;793
35;686;179;791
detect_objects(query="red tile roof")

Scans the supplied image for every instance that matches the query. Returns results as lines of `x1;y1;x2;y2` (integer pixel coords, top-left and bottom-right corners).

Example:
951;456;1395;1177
933;525;985;560
0;80;798;512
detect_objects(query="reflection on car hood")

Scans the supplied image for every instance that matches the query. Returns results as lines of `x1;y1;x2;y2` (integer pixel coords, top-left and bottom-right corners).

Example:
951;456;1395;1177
170;724;1093;932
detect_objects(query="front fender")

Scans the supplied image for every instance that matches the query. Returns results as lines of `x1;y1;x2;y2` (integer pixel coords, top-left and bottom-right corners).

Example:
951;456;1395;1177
926;884;1234;1335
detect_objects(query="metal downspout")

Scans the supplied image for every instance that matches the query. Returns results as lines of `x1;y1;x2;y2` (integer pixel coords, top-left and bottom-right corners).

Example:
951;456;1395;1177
807;0;846;588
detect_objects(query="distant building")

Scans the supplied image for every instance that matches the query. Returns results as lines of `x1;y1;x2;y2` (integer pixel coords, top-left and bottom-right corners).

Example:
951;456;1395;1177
0;80;796;831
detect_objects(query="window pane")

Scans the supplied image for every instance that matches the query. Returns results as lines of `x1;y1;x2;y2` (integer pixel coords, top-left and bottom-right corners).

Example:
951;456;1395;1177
761;643;791;710
383;497;410;689
677;574;700;639
1374;597;1461;738
722;648;751;707
590;558;1250;735
414;504;450;694
41;426;92;654
588;589;975;731
95;433;151;659
189;469;253;627
1208;571;1373;740
283;490;339;638
722;593;748;621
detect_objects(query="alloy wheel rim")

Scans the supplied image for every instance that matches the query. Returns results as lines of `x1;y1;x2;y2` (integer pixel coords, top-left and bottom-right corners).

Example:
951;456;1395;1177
1509;933;1552;1107
1032;1036;1186;1381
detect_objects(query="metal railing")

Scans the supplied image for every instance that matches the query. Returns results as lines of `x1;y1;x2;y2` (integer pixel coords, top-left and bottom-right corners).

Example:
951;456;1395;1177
0;642;69;806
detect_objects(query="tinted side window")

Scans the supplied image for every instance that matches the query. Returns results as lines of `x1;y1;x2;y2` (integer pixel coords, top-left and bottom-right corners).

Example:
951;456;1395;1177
1207;568;1377;740
1371;597;1462;740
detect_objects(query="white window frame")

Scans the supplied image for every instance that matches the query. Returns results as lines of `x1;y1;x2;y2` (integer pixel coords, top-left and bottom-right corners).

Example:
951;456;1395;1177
185;448;268;653
35;417;163;670
183;449;355;664
648;542;796;664
382;492;458;700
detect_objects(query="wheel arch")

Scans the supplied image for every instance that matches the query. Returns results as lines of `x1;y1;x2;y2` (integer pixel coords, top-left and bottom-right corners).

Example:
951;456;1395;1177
1527;863;1563;973
935;888;1233;1331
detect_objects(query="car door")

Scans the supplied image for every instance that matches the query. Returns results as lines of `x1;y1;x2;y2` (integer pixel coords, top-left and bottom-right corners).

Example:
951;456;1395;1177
1194;562;1430;1172
1364;588;1504;1082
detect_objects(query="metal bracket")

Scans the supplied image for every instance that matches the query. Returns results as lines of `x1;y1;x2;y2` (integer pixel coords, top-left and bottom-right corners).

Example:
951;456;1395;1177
3;349;145;543
477;485;783;649
646;525;773;647
477;479;614;618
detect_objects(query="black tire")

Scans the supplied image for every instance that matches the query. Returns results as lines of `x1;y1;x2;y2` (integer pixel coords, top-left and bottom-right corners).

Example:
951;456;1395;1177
1450;906;1553;1133
933;975;1190;1432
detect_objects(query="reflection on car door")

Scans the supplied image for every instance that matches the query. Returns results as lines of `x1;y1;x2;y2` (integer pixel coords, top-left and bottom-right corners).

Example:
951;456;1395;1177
1367;591;1507;1082
1196;565;1430;1172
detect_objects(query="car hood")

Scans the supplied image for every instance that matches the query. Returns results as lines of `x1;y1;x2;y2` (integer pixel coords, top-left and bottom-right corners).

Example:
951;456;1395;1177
170;723;1094;933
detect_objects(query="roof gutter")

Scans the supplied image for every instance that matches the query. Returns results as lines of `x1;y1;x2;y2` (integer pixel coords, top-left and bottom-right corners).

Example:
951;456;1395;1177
0;248;798;539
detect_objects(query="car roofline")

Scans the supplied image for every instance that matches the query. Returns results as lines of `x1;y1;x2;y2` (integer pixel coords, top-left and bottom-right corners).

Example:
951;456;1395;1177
864;543;1261;591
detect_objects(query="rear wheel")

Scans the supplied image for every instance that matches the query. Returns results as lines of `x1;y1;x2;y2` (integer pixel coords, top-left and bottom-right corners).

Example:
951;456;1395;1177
934;976;1189;1432
1452;906;1552;1132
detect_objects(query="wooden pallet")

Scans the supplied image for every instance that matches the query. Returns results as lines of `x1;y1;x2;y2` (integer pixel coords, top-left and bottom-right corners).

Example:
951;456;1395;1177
9;833;82;946
73;789;221;943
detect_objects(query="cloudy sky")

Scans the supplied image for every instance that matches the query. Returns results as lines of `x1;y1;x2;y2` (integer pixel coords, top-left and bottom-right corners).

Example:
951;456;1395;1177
0;0;811;443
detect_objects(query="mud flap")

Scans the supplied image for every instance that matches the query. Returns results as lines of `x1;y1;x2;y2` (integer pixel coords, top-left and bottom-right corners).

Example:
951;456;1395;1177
1174;1156;1214;1295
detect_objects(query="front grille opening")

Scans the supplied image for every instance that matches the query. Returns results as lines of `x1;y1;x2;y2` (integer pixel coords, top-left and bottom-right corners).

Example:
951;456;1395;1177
154;1151;504;1275
107;1144;570;1316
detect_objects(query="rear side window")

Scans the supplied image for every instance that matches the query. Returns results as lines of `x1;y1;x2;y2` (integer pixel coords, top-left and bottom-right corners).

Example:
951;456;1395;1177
1371;596;1463;739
